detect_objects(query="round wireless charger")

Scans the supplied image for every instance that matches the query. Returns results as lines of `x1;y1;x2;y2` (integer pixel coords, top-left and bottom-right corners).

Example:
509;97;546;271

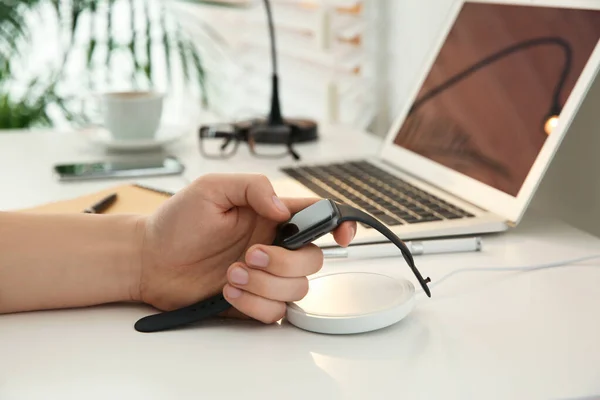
286;272;416;335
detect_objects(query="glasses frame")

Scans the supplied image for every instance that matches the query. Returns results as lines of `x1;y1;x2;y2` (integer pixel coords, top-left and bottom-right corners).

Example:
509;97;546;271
198;121;301;161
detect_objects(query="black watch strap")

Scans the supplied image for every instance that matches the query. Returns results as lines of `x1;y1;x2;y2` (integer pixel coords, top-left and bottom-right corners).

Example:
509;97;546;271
134;293;231;333
336;203;432;297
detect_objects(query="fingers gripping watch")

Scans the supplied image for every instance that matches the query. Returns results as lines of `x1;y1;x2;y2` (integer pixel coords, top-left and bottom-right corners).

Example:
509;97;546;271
134;199;432;333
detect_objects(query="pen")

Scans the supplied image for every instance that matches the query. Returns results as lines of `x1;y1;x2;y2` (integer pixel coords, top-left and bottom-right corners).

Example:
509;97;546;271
83;193;118;214
133;183;175;197
322;237;482;259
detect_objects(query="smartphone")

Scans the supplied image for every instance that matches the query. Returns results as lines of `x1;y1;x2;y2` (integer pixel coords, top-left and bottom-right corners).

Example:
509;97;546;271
54;155;185;181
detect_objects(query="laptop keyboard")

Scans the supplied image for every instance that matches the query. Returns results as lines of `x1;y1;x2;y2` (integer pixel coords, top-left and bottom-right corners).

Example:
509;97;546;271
281;160;474;228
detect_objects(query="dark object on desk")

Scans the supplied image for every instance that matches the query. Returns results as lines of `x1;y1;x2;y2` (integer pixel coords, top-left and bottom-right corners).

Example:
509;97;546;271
199;119;308;161
82;193;117;214
54;156;185;181
133;183;175;197
134;199;431;333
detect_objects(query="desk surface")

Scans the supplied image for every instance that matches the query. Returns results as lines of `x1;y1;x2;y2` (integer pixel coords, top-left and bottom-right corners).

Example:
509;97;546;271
1;126;600;400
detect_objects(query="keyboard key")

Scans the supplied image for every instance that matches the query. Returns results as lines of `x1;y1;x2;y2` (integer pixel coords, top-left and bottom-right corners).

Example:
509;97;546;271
418;212;437;219
403;217;420;224
428;205;446;211
440;212;458;219
387;206;410;216
378;214;402;226
418;215;443;222
398;214;416;221
377;198;394;207
382;191;401;199
412;207;430;215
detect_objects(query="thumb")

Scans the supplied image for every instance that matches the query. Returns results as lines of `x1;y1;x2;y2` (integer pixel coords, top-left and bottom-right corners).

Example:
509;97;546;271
194;173;291;221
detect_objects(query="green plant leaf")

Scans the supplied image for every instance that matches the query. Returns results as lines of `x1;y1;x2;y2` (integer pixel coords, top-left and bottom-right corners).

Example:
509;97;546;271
160;4;171;85
0;26;20;59
70;0;84;38
0;76;57;129
48;0;61;15
106;0;116;82
0;12;27;43
87;38;97;68
143;0;153;84
129;0;139;86
84;0;98;77
0;58;10;80
189;41;208;106
177;29;190;84
0;3;29;57
0;93;11;128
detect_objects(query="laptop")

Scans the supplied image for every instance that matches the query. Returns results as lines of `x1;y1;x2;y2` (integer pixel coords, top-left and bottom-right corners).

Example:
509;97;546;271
271;0;600;247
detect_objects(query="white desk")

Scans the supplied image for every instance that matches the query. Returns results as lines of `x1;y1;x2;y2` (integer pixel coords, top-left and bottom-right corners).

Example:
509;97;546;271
1;126;600;400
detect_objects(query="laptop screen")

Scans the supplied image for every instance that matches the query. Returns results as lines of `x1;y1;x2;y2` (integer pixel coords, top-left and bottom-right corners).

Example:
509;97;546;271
393;2;600;197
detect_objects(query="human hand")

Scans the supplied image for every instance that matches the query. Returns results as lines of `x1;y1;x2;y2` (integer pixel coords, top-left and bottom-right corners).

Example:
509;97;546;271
135;173;356;324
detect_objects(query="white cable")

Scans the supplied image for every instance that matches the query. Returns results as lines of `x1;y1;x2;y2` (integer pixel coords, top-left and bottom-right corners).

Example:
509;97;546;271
427;254;600;291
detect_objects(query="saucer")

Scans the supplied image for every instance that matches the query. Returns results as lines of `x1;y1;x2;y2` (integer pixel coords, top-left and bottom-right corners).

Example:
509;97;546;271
82;124;190;151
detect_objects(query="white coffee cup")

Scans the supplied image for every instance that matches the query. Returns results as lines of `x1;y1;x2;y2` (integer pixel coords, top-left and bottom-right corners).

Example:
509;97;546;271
100;91;165;141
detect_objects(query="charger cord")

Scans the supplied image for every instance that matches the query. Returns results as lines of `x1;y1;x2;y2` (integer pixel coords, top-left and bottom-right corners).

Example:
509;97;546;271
425;254;600;292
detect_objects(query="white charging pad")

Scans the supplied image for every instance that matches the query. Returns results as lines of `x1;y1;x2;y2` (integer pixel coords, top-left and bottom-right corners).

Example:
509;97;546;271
286;272;416;335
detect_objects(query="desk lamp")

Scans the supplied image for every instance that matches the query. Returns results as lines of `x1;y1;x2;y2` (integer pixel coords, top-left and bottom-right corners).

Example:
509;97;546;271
197;0;319;146
409;37;573;136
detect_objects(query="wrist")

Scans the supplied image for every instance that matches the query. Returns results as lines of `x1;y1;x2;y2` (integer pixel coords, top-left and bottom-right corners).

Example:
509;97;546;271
0;212;149;314
89;214;147;305
128;215;147;303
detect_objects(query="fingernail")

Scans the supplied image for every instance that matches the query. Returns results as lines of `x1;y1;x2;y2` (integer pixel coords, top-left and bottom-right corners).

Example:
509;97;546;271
225;285;242;299
350;224;357;240
230;266;249;285
272;195;288;214
248;249;269;268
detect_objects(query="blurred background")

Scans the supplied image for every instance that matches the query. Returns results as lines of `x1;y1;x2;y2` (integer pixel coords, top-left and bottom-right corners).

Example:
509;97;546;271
0;0;598;135
0;0;470;137
0;0;383;133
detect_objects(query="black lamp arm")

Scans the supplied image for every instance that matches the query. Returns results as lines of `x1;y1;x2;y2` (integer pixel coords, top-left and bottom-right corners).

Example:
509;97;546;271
263;0;284;126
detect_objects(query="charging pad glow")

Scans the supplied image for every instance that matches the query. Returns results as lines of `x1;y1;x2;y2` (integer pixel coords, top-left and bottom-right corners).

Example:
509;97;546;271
286;272;416;335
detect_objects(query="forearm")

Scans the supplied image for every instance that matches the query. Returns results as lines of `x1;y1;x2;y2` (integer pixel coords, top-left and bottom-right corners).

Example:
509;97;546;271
0;212;144;314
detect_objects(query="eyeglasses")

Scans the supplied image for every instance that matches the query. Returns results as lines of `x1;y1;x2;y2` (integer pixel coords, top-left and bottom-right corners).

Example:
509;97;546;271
198;119;301;161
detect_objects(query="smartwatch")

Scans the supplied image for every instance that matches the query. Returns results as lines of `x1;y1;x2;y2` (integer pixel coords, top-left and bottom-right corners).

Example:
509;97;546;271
134;199;432;333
